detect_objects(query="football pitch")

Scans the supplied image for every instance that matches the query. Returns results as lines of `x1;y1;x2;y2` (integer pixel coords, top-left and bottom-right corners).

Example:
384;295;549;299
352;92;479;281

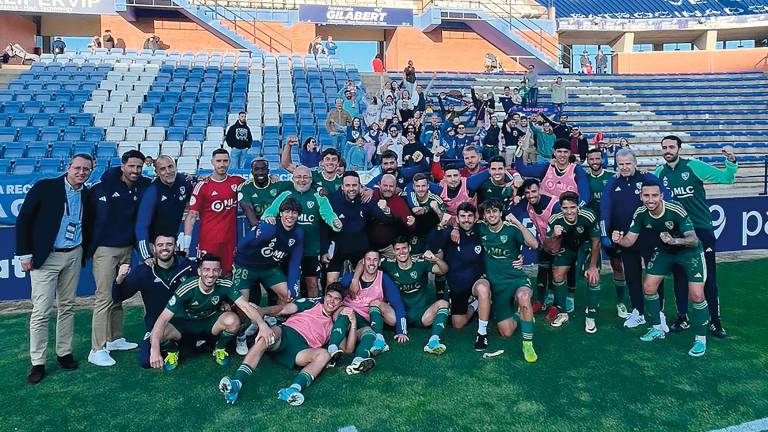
1;259;767;432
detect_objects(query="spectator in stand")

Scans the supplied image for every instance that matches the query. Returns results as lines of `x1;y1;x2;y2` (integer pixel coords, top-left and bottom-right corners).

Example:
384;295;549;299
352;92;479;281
325;36;337;55
529;115;556;162
498;86;522;115
541;112;572;140
580;51;591;74
471;87;495;127
612;137;631;170
347;138;371;171
225;111;254;169
102;29;115;50
437;93;470;124
412;72;436;113
481;115;502;161
569;126;589;162
403;60;417;94
326;98;352;150
143;34;161;51
596;49;608;74
402;130;431;167
397;89;417;123
51;37;66;55
519;80;530;107
379;125;408;165
363;95;380;128
364;121;383;163
550;76;568;114
299;137;321;168
340;87;364;118
524;65;539;106
344;117;366;160
90;36;102;50
308;36;325;55
445;123;473;160
142;155;155;177
372;53;385;73
379;94;397;128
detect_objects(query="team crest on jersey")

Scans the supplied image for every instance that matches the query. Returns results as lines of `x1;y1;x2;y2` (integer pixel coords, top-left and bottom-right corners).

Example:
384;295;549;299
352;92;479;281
270;189;277;197
665;221;674;229
682;172;690;181
180;186;186;195
576;226;584;233
307;201;315;208
168;296;176;306
663;178;669;186
211;296;220;304
410;271;418;279
500;235;508;244
231;184;239;192
288;239;296;247
237;192;243;201
474;245;481;254
189;196;197;206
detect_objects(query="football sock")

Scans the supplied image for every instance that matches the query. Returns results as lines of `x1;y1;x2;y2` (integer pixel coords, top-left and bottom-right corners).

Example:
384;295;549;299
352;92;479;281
586;283;600;318
234;364;253;384
369;305;383;334
292;371;314;392
645;293;661;326
355;330;376;358
521;319;534;341
160;339;179;353
478;319;488;336
435;275;447;298
215;331;235;350
432;307;449;337
614;278;626;304
329;314;350;347
692;300;709;338
536;266;550;302
553;280;567;312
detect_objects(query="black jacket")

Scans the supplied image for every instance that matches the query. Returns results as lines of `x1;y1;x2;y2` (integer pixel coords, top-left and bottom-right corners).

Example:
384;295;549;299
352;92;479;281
225;122;253;150
16;175;91;269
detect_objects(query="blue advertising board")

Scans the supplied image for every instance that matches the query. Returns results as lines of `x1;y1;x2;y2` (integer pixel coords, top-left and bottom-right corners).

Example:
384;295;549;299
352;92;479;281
2;194;766;301
298;5;413;27
0;0;115;14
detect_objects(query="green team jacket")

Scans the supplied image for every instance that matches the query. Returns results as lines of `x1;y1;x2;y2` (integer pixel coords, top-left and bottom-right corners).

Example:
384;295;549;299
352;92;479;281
262;189;340;256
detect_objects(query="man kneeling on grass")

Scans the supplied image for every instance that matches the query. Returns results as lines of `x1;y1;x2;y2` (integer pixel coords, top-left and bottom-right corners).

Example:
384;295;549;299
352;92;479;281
219;283;355;406
148;254;273;371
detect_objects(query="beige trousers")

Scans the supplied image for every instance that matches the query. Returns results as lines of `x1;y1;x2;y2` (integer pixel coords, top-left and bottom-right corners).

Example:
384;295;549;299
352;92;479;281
91;246;132;350
29;247;82;366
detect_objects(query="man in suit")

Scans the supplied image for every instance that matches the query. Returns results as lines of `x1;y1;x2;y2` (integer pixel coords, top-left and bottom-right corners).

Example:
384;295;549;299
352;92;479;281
15;154;94;384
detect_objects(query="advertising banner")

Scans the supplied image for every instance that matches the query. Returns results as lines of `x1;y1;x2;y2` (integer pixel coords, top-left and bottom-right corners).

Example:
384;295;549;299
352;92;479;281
298;4;413;27
0;0;115;14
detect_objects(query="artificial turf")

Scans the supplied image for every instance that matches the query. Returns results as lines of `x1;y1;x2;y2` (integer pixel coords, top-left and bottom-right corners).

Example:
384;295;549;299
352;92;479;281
1;259;767;432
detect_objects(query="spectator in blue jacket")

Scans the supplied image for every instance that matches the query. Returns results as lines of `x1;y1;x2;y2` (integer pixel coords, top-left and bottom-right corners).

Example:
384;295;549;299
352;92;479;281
324;36;337;55
112;234;196;368
87;149;151;367
299;137;321;168
135;155;192;266
601;148;671;329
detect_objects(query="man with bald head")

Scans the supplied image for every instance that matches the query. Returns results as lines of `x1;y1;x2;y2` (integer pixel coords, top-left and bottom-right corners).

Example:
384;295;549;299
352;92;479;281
135;155;192;266
238;158;292;228
262;165;343;298
368;174;416;259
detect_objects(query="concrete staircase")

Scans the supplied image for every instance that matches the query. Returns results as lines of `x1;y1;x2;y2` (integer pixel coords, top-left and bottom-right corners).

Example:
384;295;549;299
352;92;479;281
0;66;27;90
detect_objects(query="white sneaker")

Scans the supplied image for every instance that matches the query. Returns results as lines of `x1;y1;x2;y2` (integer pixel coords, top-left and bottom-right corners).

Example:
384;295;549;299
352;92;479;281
551;312;569;327
585;317;597;333
659;312;670;333
235;336;249;356
105;337;138;351
88;349;116;367
616;303;629;319
623;309;646;328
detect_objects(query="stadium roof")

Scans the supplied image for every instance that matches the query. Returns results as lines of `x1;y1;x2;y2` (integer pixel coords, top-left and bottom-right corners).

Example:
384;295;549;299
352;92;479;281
554;0;768;19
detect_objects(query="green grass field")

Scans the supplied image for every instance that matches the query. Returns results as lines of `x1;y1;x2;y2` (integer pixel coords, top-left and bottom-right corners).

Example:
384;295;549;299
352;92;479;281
1;259;767;432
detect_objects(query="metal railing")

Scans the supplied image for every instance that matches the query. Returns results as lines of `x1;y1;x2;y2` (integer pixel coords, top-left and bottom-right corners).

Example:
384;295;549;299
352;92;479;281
191;0;292;52
478;0;570;70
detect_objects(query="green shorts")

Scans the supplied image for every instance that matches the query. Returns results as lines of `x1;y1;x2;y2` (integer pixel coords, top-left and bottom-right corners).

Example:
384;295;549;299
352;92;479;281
490;277;532;322
271;325;311;369
354;312;371;329
232;264;286;302
647;247;706;283
553;243;600;272
405;304;429;327
170;311;222;336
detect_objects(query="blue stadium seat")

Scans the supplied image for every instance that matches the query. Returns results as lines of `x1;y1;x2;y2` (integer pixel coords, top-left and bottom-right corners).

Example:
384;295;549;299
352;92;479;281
23;101;43;114
13;158;37;174
84;127;105;142
63;126;84;141
0;159;10;174
9;114;31;127
26;143;49;158
166;127;186;141
187;127;206;141
31;113;52;127
2;101;23;113
18;127;38;142
73;142;95;156
51;142;73;159
52;114;72;127
39;158;63;174
153;114;171;127
4;142;25;158
0;127;16;141
96;142;118;158
39;127;61;142
71;114;93;127
190;113;209;127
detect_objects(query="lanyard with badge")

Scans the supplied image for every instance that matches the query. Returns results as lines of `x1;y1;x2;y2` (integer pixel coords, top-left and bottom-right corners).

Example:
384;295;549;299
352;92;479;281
63;189;82;242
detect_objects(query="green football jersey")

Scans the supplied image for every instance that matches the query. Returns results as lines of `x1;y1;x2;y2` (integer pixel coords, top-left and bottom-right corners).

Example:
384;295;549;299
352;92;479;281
547;207;600;251
654;157;737;230
166;278;240;320
311;170;342;195
263;189;340;256
586;169;613;216
237;179;293;223
478;176;514;205
476;221;527;282
628;201;701;253
380;257;433;311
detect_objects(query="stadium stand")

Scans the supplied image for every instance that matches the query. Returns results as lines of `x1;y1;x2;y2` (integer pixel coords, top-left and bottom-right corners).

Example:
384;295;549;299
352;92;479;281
0;49;765;193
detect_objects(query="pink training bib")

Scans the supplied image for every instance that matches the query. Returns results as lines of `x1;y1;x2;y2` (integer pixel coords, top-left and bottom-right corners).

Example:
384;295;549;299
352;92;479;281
284;303;334;348
441;178;476;225
343;271;385;321
541;163;577;199
528;197;561;254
